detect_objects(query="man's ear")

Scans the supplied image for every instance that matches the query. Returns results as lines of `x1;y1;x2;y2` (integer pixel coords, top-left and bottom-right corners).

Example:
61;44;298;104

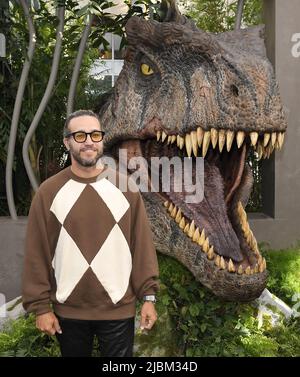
63;138;69;151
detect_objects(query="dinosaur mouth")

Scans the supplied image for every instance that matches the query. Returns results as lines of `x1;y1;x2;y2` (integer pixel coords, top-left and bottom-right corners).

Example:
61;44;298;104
112;127;285;277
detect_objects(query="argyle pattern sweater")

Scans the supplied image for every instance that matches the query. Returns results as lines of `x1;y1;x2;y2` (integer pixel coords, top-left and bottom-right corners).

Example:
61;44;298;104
22;165;159;320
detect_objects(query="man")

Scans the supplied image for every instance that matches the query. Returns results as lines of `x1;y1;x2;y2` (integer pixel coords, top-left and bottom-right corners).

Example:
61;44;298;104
22;109;159;357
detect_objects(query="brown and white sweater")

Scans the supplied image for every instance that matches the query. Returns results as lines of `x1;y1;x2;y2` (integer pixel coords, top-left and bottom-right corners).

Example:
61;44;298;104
22;164;159;320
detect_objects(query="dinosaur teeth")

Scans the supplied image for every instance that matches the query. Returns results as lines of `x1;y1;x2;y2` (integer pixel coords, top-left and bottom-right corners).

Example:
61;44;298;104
177;135;184;149
188;219;195;238
226;130;234;152
164;197;268;275
236;131;245;148
162;131;167;142
175;208;182;223
237;201;262;260
207;246;215;260
263;133;270;147
179;217;186;229
210;128;218;149
250;132;258;147
192;227;200;242
157;130;161;141
215;255;221;267
237;265;243;274
228;258;235;272
197;127;204;147
218;129;226;152
185;133;192;158
220;256;226;269
202;131;211;157
271;132;277;147
190;131;198;157
202;237;210;253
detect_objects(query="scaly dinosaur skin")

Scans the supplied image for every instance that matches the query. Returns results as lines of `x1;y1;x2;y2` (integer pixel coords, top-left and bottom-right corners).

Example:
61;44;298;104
99;3;287;301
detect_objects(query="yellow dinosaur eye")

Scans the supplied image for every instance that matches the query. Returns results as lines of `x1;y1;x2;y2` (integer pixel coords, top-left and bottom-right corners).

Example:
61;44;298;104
141;63;154;76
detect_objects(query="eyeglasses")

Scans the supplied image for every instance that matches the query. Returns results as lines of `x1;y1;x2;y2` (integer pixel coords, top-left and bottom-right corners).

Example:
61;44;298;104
65;130;105;143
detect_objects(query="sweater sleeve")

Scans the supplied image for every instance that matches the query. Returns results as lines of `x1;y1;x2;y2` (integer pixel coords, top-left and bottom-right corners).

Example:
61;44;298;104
130;191;160;301
22;189;53;316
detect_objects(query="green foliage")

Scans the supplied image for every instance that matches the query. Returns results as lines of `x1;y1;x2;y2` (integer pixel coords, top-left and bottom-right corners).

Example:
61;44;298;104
179;0;263;32
0;314;60;357
154;249;300;357
1;246;299;357
261;244;300;306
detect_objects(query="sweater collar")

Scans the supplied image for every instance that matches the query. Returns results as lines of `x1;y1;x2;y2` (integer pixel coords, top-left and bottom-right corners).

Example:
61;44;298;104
66;164;110;184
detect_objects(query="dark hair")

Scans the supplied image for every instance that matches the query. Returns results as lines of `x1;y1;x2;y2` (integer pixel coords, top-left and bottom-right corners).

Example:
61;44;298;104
63;110;101;137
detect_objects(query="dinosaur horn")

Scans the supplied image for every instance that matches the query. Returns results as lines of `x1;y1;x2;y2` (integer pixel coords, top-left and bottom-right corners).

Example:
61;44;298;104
160;0;198;30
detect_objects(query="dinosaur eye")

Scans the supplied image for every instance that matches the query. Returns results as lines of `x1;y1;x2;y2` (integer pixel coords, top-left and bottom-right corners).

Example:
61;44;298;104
141;63;154;76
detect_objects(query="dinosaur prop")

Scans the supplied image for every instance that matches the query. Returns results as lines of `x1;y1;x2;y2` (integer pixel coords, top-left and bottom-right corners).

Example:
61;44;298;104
99;1;287;301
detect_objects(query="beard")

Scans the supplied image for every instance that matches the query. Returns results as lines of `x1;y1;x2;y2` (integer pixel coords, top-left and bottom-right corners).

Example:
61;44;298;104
69;145;103;167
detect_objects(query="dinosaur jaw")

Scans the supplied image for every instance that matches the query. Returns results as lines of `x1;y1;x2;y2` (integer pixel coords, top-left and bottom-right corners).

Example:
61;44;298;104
109;126;285;300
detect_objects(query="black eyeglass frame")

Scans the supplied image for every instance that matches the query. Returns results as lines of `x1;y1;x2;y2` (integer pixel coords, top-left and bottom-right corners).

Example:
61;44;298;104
65;130;105;143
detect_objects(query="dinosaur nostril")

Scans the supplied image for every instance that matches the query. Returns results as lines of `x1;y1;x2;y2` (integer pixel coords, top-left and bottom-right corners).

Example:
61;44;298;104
230;84;239;97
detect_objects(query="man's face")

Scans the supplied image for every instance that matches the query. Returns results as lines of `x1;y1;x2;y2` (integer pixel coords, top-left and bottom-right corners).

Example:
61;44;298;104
64;115;104;167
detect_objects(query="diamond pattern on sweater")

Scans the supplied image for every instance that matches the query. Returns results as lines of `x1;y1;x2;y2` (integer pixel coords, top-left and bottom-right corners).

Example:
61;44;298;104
50;178;132;305
63;185;116;264
90;223;132;304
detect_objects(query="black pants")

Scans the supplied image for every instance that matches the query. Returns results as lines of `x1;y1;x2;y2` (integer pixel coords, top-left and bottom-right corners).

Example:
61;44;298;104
55;314;135;357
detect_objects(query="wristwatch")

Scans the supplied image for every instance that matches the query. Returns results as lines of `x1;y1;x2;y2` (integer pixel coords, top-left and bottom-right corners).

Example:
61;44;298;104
143;294;156;303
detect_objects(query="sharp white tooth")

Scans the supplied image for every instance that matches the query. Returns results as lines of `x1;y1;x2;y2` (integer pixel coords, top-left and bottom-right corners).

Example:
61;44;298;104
278;132;285;149
263;133;270;147
210;128;218;149
245;266;251;275
250;132;258;147
202;131;211;158
220;256;226;270
162;131;167;142
203;237;209;253
157;131;161;141
163;200;169;208
198;229;205;246
171;135;177;144
218;129;226;152
191;130;198;157
184;223;190;234
175;208;182;223
226;130;234;152
168;203;174;213
171;206;177;218
179;217;186;229
177;135;184;149
167;135;172;144
185;133;192;157
178;135;185;149
207;246;214;260
236;131;245;148
188;220;195;238
197;127;204;147
237;265;243;274
228;259;235;273
215;255;221;267
271;132;277;147
192;227;200;242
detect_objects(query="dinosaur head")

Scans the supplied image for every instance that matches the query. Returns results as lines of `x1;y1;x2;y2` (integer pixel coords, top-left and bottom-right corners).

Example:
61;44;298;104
99;3;287;301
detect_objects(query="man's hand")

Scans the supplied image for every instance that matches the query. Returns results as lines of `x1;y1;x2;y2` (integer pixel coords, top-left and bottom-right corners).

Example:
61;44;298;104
36;312;62;336
140;301;157;331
